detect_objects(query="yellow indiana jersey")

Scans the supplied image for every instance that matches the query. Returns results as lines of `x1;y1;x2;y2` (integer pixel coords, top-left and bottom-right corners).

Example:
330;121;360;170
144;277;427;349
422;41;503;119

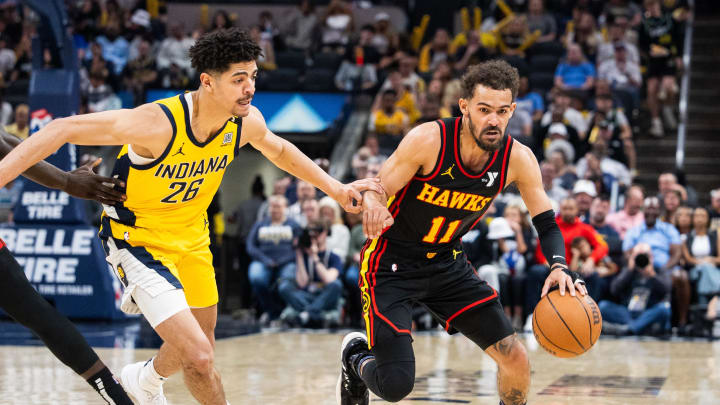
99;92;241;250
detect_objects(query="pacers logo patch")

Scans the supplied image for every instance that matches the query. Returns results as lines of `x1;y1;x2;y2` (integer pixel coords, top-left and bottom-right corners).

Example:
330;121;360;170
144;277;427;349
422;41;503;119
222;132;233;146
116;264;128;287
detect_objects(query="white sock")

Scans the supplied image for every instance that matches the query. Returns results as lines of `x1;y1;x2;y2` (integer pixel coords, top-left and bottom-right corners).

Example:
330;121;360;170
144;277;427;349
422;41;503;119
139;357;167;392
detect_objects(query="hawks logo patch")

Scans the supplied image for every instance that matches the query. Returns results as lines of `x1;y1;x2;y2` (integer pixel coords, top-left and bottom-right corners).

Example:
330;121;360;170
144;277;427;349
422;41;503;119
361;291;371;313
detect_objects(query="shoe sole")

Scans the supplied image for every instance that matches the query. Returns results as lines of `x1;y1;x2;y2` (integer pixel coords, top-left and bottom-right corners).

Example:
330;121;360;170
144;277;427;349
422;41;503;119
335;371;343;405
336;332;368;405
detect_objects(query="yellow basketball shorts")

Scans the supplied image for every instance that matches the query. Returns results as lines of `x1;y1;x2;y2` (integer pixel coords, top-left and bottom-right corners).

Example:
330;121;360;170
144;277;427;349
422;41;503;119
102;235;218;310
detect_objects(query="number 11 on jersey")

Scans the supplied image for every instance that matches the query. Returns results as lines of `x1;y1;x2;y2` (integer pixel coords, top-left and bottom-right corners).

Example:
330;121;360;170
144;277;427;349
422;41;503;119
422;216;461;244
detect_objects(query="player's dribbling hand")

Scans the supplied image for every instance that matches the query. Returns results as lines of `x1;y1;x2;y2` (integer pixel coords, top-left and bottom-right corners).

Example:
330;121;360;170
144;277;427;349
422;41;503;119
541;267;588;297
64;158;127;205
337;178;383;213
362;198;394;239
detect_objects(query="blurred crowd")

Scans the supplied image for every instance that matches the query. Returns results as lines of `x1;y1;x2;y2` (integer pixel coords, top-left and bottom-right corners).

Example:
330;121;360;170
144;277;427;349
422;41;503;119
233;167;720;338
1;0;717;337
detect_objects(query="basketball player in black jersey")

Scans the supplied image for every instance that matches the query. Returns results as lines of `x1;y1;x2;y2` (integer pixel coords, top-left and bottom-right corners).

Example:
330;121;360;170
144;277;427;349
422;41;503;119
0;131;133;404
337;60;588;405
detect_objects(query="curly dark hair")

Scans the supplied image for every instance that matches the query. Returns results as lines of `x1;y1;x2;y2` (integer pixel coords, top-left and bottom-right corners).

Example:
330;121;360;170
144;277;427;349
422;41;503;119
189;28;263;74
460;59;519;101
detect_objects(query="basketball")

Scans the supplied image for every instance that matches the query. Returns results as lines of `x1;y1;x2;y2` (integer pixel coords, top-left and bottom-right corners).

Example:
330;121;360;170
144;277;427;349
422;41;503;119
532;290;602;358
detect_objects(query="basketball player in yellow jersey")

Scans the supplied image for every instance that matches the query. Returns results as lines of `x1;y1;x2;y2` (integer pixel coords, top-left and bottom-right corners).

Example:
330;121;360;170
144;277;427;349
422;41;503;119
0;28;380;405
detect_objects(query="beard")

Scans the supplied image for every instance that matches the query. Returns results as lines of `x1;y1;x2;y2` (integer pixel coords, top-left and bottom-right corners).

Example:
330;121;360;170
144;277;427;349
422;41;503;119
592;213;605;224
466;115;505;151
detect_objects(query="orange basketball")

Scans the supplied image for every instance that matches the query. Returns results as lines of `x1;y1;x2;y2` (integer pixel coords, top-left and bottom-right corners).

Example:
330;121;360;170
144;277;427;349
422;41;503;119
532;290;602;358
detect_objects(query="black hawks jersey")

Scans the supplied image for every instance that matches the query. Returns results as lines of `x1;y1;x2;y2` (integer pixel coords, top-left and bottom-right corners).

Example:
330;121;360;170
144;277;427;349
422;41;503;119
381;117;514;254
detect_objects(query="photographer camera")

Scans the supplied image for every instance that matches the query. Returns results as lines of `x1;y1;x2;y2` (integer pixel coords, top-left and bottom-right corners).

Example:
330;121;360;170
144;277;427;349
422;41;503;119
278;219;343;327
598;243;671;335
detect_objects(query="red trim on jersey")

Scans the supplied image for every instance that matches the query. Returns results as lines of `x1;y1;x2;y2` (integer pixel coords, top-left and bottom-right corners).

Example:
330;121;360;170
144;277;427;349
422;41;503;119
468;260;478;277
390;182;412;218
497;136;513;192
468;136;514;231
388;182;407;215
413;119;447;182
368;239;387;346
371;240;411;338
444;288;499;331
363;239;383;347
0;238;4;250
454;117;500;179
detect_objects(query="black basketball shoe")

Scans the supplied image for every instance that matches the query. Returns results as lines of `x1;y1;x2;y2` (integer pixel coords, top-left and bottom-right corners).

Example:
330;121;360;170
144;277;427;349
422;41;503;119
336;332;370;405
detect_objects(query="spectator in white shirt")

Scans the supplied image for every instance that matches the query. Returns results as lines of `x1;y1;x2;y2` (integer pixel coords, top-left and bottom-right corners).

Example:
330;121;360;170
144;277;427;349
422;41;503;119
540;161;569;204
597;16;640;66
156;23;195;75
287;180;317;227
598;43;642;113
380;56;424;99
599;43;641;90
318;196;350;263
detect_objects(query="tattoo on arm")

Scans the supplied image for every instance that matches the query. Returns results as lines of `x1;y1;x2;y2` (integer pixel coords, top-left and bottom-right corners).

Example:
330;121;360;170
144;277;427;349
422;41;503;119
500;388;526;405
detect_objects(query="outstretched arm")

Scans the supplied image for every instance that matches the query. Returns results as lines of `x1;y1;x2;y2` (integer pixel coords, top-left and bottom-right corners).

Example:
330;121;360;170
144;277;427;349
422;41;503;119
362;121;441;238
0;131;125;204
242;106;381;213
0;104;172;190
509;143;587;297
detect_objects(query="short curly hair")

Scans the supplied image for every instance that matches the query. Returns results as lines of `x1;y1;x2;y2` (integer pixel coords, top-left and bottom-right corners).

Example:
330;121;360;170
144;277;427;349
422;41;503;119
460;59;519;101
189;28;263;74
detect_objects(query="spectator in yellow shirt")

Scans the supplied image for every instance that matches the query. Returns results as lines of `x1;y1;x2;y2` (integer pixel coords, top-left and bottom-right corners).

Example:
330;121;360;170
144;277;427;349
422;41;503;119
369;89;409;154
4;104;28;140
380;70;421;124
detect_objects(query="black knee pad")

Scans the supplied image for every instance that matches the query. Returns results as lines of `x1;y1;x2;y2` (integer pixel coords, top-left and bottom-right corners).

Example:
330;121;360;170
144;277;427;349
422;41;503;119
376;361;415;402
364;324;416;402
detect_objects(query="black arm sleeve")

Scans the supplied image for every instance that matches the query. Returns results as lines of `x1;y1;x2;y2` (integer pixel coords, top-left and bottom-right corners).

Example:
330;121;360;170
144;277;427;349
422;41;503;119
532;209;583;283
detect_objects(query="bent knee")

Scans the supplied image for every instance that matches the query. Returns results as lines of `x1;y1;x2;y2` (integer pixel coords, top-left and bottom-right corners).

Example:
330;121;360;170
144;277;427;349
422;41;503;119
182;340;214;374
378;364;415;402
495;336;529;371
379;376;414;402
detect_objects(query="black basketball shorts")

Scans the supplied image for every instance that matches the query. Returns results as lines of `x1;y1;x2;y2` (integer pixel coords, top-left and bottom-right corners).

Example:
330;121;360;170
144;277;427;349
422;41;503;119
358;238;514;350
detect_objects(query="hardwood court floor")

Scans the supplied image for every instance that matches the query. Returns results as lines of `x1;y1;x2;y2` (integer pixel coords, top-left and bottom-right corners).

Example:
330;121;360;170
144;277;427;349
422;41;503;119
0;331;718;404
